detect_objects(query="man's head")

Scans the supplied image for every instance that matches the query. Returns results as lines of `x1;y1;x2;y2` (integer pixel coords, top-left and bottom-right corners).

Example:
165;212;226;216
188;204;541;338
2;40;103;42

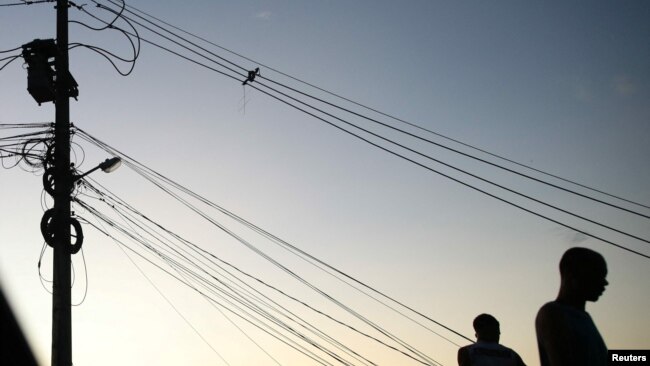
473;313;500;343
559;247;608;302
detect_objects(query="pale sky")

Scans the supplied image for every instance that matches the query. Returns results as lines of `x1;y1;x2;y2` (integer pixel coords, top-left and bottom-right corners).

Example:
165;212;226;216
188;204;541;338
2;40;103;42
1;1;649;365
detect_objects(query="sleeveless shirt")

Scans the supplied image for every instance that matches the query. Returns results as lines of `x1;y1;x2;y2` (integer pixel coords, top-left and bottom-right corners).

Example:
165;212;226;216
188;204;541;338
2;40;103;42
537;301;607;366
464;341;522;366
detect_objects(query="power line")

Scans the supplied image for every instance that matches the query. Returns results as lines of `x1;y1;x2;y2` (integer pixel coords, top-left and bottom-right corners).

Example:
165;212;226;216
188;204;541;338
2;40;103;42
80;1;244;80
78;213;338;366
82;177;450;364
86;2;650;239
254;77;650;219
242;86;650;259
74;124;647;366
0;46;23;53
75;181;412;365
72;131;450;365
0;54;22;71
113;230;232;366
247;80;650;244
68;2;141;76
107;0;650;212
76;134;445;364
77;201;342;365
0;0;53;7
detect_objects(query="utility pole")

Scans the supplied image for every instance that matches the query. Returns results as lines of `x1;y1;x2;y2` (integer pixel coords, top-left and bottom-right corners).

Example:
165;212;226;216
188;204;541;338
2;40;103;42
52;0;73;364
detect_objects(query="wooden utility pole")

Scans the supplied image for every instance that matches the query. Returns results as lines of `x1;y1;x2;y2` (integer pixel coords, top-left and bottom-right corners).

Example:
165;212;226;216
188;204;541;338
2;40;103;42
52;0;73;365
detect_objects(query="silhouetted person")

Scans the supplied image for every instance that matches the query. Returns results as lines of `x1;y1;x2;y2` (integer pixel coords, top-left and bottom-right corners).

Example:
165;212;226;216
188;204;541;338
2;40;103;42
458;314;526;366
535;247;608;366
1;284;38;366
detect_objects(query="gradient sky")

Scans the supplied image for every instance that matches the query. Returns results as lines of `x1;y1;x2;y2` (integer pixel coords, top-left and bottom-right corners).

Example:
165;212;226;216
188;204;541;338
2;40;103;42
1;1;649;365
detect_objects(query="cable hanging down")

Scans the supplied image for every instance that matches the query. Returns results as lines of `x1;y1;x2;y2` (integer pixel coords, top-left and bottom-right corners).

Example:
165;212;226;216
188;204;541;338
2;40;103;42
99;0;650;213
71;125;469;363
85;0;650;233
75;126;475;344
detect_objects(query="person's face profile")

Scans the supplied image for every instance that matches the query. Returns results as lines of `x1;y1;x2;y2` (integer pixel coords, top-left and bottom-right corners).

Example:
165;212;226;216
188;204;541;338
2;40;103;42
577;260;608;302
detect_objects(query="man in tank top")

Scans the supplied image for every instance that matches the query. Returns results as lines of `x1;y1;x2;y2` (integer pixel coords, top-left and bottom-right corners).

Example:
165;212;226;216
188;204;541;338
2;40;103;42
457;313;527;366
536;247;608;366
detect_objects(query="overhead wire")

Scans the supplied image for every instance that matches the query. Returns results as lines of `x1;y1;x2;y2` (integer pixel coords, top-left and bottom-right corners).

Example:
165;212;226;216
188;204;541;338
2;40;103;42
74;182;380;365
0;124;52;170
244;83;650;259
75;204;347;366
83;2;650;250
81;177;448;365
80;187;284;366
37;242;53;294
74;129;457;365
71;149;438;366
250;80;650;244
67;1;648;330
83;169;435;362
0;46;23;53
0;54;22;71
94;153;442;365
71;247;89;306
79;190;284;366
253;78;650;219
69;0;141;76
112;229;233;366
104;197;377;366
33;1;647;361
0;0;53;6
110;0;650;213
72;5;241;83
79;214;333;365
77;0;245;81
101;0;247;74
82;124;632;350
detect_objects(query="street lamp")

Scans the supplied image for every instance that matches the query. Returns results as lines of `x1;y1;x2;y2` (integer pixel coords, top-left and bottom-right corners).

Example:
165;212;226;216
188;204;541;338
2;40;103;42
74;157;122;181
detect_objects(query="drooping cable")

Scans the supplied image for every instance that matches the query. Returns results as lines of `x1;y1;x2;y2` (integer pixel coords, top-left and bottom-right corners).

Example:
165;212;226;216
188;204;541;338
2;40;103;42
79;2;649;248
106;217;233;365
0;54;22;71
95;165;439;365
0;46;23;53
78;216;335;366
74;182;388;364
79;0;245;81
253;78;650;218
68;1;141;76
76;204;352;366
92;191;378;366
73;129;460;364
71;5;241;83
81;177;448;364
80;189;285;366
0;0;53;7
99;0;650;213
101;0;247;74
248;80;650;244
245;85;650;259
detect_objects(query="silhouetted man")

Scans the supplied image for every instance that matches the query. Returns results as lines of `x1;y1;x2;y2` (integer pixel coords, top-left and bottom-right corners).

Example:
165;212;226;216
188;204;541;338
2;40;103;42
536;247;608;366
458;313;526;366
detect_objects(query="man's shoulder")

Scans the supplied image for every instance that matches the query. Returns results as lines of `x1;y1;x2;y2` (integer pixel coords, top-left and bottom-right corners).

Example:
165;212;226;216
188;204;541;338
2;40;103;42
457;344;472;354
538;300;562;311
537;301;569;321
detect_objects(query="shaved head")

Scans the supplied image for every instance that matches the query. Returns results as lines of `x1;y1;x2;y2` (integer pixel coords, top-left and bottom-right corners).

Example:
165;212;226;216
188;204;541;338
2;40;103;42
559;247;608;302
560;247;606;276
